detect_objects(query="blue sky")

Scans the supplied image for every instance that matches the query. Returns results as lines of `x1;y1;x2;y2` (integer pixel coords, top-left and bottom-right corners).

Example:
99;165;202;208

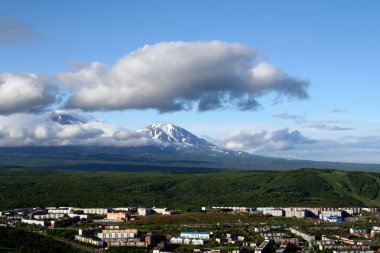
0;1;380;163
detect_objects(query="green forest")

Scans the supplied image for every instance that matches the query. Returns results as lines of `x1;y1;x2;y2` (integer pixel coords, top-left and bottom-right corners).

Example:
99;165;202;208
0;227;84;252
0;167;379;210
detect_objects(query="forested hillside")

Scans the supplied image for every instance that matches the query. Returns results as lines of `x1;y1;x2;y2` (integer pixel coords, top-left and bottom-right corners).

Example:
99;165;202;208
0;168;379;210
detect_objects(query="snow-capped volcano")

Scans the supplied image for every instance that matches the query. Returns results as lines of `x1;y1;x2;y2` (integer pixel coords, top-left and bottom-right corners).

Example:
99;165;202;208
50;112;86;125
46;112;234;154
137;123;224;152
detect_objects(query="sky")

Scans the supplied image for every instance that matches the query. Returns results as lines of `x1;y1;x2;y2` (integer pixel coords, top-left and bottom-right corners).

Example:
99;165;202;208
0;0;380;163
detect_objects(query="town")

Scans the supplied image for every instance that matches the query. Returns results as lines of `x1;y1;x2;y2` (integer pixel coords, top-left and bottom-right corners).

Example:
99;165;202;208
1;206;379;253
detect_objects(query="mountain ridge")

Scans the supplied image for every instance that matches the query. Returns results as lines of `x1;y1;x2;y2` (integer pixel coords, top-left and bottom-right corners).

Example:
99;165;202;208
0;112;378;172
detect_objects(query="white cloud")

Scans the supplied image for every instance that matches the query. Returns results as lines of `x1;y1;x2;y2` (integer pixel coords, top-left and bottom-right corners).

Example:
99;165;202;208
0;73;58;114
0;112;154;147
218;128;315;153
60;41;309;112
34;125;49;139
4;126;27;140
55;125;102;139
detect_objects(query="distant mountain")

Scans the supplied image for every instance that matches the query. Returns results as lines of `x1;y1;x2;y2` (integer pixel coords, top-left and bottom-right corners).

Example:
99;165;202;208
0;114;379;172
137;123;228;153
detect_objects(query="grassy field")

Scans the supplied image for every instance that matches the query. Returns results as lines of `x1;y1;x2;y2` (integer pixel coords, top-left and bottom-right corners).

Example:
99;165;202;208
0;167;379;209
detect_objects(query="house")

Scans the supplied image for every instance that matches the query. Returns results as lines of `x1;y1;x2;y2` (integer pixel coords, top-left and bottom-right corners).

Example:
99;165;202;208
106;211;128;221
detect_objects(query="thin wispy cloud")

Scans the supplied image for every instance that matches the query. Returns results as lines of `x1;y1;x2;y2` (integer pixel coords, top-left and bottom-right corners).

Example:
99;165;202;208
273;109;356;132
330;108;347;113
0;18;37;44
306;119;355;131
308;123;355;131
285;136;380;163
273;110;306;123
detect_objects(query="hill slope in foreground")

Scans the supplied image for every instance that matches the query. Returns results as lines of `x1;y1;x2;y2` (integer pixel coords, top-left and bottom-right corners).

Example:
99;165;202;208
0;167;379;209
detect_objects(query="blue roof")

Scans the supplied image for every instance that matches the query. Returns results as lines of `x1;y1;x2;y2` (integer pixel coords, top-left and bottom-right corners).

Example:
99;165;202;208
322;215;344;220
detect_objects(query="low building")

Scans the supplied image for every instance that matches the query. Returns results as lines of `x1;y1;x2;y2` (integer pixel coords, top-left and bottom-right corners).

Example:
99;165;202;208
138;208;153;216
75;235;104;247
321;210;344;217
284;208;312;218
201;206;212;211
362;208;379;213
254;226;271;233
350;228;371;238
68;212;88;220
255;239;274;253
79;227;102;237
170;236;206;245
50;216;79;228
170;236;183;244
82;208;110;215
21;219;46;227
170;231;210;245
261;232;286;241
33;213;65;220
342;207;362;215
106;238;147;247
333;251;374;253
145;232;154;246
216;237;227;244
82;227;147;248
152;207;172;215
320;215;344;222
289;228;315;242
180;231;210;239
192;238;206;245
371;226;380;237
97;228;137;240
263;209;284;217
226;233;237;241
243;242;257;247
107;212;128;221
48;208;70;214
